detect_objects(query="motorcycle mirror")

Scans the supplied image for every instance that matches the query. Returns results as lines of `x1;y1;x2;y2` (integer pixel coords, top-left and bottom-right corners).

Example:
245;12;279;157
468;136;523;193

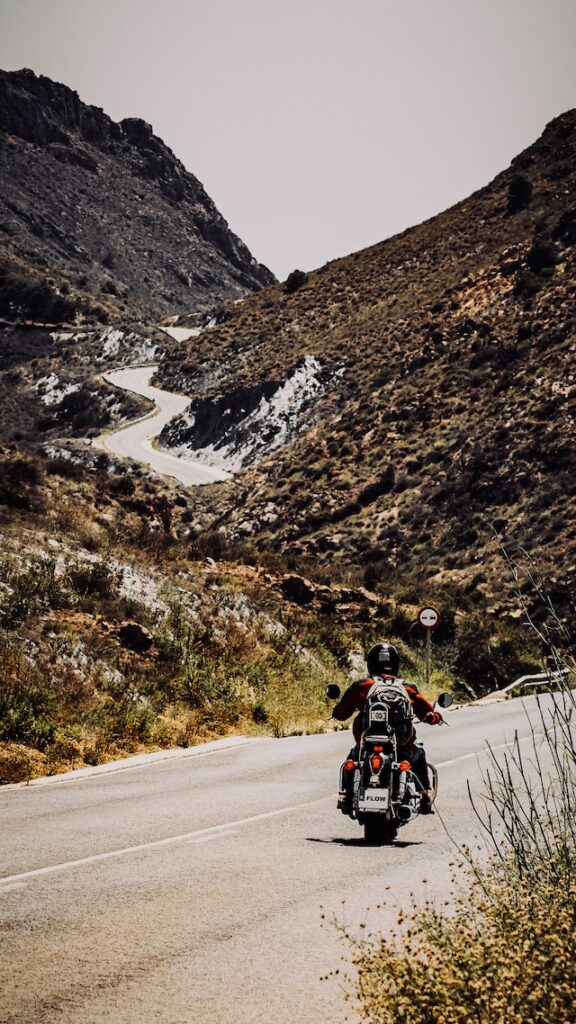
325;683;341;701
437;692;453;709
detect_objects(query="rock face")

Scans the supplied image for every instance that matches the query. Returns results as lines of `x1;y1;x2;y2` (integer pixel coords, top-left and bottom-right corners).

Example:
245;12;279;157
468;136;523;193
159;356;337;470
0;69;274;321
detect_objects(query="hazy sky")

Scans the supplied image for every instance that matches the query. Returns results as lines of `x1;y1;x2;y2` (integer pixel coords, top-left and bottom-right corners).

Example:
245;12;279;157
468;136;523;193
1;0;575;279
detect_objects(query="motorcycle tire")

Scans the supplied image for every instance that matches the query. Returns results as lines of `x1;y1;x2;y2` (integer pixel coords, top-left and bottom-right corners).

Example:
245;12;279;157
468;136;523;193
363;814;398;845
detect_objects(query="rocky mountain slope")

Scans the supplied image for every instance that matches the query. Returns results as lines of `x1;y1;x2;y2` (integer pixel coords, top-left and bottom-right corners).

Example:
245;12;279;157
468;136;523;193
156;110;576;606
3;102;573;782
0;69;274;323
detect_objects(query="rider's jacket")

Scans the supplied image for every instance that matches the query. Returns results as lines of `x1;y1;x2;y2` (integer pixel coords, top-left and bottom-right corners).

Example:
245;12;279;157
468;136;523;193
332;675;440;747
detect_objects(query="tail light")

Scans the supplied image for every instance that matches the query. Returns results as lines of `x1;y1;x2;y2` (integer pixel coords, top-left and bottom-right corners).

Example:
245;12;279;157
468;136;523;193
344;759;356;771
370;754;383;772
399;760;411;772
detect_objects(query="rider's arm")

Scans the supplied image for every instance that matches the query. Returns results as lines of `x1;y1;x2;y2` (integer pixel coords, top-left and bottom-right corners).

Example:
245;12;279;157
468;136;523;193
332;680;365;721
408;687;442;725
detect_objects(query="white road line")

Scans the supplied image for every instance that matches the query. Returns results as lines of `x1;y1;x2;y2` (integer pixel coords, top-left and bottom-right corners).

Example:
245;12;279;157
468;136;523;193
0;733;546;887
436;731;545;768
436;753;477;767
0;799;330;886
189;830;239;844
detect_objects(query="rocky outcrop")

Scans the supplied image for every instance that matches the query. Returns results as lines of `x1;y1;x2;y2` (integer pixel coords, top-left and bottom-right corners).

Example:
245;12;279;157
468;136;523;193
157;356;336;471
278;573;385;618
280;574;316;605
159;356;337;470
0;69;274;321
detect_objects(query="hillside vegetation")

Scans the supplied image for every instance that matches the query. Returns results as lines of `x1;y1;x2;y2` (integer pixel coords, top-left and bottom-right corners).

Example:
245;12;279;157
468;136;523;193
0;442;543;783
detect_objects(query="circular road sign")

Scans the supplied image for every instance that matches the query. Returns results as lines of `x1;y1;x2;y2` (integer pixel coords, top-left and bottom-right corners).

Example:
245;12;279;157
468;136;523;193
418;606;440;630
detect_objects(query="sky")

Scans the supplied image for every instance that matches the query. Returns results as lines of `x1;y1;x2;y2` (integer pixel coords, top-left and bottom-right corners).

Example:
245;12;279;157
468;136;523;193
1;0;575;280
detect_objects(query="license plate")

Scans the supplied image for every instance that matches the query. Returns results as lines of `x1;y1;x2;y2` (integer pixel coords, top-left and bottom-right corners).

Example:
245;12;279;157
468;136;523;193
358;788;389;811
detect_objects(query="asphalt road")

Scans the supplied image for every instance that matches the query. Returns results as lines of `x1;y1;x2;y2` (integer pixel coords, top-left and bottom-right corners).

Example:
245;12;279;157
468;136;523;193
96;366;231;486
0;697;552;1024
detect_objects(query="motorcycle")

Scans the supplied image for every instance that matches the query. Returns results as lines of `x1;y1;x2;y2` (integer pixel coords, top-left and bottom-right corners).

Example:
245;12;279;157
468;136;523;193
326;683;453;845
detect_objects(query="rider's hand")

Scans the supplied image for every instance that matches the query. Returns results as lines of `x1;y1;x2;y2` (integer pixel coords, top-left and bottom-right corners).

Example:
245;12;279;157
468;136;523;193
424;711;441;725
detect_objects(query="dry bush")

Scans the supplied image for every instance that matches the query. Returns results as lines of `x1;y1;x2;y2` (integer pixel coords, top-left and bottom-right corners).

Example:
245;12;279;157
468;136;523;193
0;743;48;783
352;857;575;1024
0;637;57;749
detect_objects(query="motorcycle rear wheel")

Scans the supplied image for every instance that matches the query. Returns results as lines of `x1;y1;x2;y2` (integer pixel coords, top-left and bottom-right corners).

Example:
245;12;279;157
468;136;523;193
363;814;398;845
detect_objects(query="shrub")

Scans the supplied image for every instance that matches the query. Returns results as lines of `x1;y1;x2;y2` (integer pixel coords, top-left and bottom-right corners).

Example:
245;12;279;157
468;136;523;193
349;856;576;1024
109;473;135;497
0;658;56;750
357;466;396;507
451;611;539;696
514;268;542;299
0;744;46;784
526;236;561;274
68;561;122;607
45;456;85;480
552;206;576;246
0;453;44;510
507;174;533;214
0;260;77;323
0;556;71;628
285;269;308;294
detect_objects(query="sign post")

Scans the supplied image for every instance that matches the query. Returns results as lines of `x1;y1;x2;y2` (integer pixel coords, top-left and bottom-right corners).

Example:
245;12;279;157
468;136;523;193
418;606;440;691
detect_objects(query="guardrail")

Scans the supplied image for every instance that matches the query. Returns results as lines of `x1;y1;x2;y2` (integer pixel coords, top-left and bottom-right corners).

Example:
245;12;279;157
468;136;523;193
500;668;572;696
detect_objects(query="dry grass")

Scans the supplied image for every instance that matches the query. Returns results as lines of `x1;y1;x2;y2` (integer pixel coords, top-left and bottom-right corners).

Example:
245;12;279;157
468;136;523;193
351;855;576;1024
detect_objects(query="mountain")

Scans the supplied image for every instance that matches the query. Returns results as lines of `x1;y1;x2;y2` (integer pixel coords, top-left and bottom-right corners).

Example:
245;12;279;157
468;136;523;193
0;69;274;323
2;106;574;783
155;110;576;608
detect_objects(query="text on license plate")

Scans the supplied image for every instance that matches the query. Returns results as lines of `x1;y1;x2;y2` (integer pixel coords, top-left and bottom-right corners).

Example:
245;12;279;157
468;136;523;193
358;789;389;811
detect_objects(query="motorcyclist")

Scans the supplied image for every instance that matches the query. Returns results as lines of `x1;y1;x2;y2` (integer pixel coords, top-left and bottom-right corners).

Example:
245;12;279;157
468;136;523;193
332;641;442;814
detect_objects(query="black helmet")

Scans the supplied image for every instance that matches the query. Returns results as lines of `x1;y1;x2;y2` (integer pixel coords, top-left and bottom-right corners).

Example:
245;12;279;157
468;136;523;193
366;642;400;678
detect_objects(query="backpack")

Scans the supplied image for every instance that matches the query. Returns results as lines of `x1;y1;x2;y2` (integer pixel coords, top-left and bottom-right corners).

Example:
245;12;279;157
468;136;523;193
363;676;414;744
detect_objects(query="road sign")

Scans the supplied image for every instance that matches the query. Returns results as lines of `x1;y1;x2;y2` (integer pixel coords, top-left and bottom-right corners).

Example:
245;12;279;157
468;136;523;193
418;606;440;630
418;607;441;690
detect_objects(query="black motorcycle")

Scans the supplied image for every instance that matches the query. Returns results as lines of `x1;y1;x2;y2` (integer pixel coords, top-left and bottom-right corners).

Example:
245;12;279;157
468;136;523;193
326;684;453;845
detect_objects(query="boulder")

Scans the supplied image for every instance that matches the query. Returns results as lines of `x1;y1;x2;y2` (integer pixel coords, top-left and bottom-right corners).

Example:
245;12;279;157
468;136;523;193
280;574;316;605
335;586;380;605
118;621;153;653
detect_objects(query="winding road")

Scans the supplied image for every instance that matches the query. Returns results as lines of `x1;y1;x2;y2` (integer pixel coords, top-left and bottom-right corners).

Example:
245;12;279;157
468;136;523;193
0;696;555;1024
96;366;231;486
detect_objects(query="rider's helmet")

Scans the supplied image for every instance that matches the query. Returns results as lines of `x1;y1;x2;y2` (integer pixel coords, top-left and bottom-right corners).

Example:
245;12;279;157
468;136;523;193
366;642;400;678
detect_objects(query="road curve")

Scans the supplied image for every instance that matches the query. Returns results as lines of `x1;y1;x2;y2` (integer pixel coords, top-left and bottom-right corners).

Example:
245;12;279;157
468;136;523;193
0;697;555;1024
96;365;231;486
